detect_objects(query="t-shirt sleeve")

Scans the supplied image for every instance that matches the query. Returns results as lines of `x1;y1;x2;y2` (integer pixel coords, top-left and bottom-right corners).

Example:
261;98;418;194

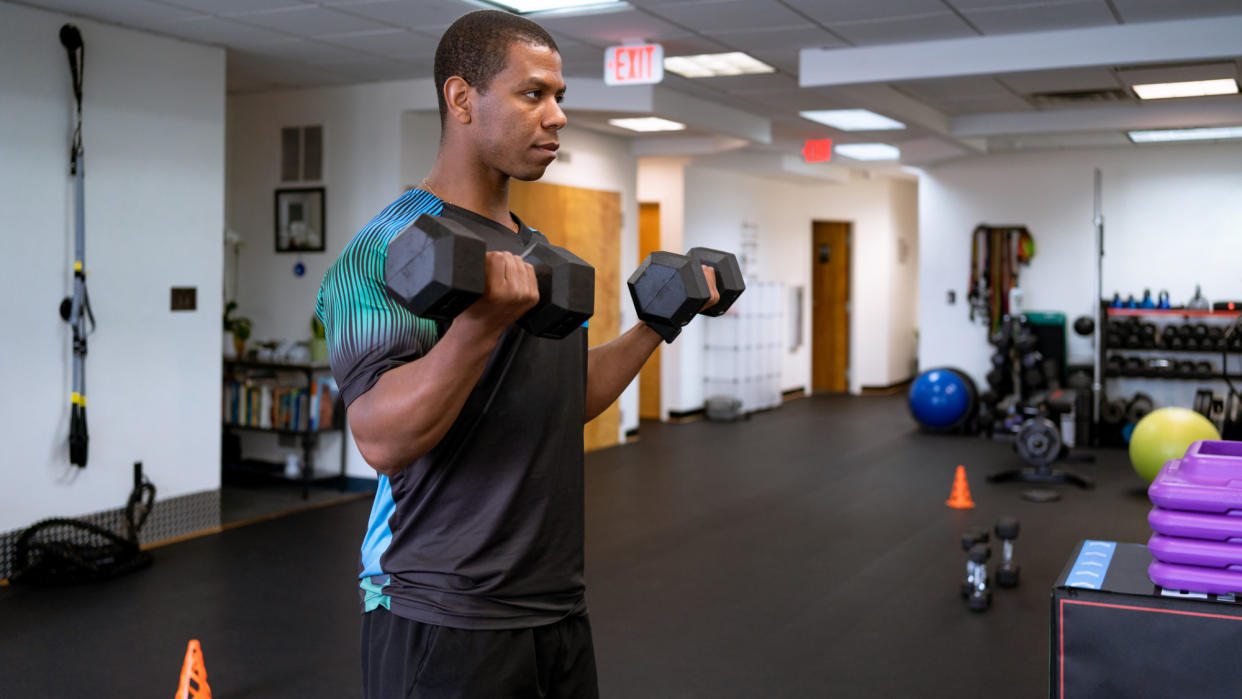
316;234;439;409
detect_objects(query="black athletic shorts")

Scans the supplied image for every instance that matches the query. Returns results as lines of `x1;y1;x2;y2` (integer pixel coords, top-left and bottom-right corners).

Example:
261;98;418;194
361;608;599;699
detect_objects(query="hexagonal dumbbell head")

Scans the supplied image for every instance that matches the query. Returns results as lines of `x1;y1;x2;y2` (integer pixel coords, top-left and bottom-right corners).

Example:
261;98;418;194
686;247;745;316
385;213;486;320
518;241;596;339
995;516;1020;540
628;251;710;327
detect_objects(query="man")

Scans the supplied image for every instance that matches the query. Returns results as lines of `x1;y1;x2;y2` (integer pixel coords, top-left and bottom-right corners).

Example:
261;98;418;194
316;10;719;698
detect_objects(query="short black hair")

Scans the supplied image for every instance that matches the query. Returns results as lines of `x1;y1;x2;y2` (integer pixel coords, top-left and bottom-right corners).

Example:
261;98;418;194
434;10;560;124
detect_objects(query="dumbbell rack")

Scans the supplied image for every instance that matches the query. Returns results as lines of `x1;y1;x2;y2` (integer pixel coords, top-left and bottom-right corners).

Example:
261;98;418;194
702;280;783;414
1098;307;1241;438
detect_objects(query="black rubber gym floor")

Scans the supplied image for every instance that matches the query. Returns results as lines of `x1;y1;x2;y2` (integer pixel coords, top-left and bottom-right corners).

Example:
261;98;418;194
0;393;1153;698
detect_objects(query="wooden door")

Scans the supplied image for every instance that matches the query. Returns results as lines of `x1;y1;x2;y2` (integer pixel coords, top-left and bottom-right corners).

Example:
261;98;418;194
812;221;850;393
509;180;622;451
637;202;661;420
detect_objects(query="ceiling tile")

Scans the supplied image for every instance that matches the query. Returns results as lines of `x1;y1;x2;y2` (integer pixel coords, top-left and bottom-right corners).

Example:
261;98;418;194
162;0;310;14
655;35;732;56
963;0;1118;34
27;0;204;27
536;7;691;44
932;94;1035;114
231;5;393;36
830;13;979;45
711;26;847;53
684;71;800;91
156;16;295;46
746;47;801;74
727;86;848;111
1110;0;1242;23
647;0;810;32
326;0;476;29
319;28;436;61
783;0;949;25
239;37;373;63
996;67;1121;94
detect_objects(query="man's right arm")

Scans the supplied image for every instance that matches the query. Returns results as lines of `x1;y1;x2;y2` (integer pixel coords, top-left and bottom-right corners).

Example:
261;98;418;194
347;251;538;477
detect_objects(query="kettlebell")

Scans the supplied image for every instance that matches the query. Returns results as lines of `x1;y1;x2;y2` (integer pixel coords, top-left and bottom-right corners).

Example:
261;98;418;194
1139;289;1155;309
1157;290;1171;310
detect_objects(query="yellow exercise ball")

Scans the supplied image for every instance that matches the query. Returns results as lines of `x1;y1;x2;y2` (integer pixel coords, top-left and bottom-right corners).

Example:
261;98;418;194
1129;407;1221;483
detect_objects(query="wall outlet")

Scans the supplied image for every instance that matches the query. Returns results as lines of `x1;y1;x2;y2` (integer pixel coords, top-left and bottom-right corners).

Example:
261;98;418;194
171;286;197;311
947;290;956;305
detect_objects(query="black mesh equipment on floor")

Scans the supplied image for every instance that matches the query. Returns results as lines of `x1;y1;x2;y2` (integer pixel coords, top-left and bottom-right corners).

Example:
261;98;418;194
11;464;155;585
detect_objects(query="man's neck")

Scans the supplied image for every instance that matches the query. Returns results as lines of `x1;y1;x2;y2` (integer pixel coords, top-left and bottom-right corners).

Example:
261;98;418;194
424;154;517;233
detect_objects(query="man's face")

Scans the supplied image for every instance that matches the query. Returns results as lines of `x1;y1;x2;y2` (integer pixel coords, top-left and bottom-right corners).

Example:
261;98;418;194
471;41;567;181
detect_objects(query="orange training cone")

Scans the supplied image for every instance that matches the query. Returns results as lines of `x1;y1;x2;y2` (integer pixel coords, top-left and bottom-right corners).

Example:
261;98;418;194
174;639;212;699
945;465;975;509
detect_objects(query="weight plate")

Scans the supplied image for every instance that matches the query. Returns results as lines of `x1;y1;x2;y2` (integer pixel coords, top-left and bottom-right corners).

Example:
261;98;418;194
1016;416;1062;467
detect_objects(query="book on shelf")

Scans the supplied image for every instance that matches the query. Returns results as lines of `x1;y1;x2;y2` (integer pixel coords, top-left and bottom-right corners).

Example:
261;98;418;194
222;374;339;431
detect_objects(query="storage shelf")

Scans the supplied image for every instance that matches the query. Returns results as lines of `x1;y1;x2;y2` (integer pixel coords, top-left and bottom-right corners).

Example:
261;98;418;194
223;423;341;436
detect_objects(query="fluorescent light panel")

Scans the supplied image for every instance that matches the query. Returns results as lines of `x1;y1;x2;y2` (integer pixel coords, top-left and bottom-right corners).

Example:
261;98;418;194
664;52;774;78
609;117;686;132
479;0;624;13
835;143;900;161
1133;78;1239;100
800;109;906;131
1127;126;1242;143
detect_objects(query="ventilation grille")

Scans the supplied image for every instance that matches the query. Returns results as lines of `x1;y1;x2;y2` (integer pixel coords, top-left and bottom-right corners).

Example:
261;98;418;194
1028;88;1130;106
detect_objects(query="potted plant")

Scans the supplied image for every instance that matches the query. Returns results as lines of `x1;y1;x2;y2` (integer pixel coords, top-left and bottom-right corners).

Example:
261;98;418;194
310;315;328;362
223;301;253;359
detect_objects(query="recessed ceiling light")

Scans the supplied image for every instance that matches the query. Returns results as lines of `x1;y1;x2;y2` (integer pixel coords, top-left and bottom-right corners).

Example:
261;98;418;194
799;109;906;131
609;117;686;132
835;143;900;161
478;0;626;14
663;52;774;79
1133;78;1239;100
1127;126;1242;143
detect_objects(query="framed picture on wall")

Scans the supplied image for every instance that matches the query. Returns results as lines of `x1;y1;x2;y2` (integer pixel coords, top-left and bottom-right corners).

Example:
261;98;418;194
274;187;325;252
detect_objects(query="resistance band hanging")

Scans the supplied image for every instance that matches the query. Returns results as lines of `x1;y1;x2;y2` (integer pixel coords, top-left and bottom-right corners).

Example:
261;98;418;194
967;224;1035;335
58;24;95;468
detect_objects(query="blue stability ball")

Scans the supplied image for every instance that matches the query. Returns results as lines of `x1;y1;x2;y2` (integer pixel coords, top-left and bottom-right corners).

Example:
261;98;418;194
909;369;971;428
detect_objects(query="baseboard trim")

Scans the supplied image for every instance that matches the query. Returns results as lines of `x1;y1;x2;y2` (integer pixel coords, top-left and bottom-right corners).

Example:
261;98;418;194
860;378;914;395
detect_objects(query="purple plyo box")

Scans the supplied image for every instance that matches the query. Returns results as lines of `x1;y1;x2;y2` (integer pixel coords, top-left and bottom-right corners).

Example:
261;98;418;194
1148;441;1242;514
1148;506;1242;541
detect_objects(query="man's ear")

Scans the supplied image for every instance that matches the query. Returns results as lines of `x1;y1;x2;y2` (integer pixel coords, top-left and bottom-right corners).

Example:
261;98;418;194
444;76;472;125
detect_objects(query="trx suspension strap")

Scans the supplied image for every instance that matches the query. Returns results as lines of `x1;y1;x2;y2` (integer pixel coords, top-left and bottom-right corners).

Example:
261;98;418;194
59;24;95;468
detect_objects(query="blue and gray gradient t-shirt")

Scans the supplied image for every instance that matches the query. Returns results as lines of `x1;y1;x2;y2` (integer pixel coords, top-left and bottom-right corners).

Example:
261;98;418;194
316;188;588;629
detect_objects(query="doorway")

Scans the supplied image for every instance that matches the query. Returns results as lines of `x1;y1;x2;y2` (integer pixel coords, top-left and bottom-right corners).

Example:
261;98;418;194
812;221;851;393
638;202;661;420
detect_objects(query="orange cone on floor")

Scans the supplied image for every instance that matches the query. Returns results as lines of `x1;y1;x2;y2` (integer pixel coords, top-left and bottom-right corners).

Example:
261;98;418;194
174;639;211;699
945;465;976;509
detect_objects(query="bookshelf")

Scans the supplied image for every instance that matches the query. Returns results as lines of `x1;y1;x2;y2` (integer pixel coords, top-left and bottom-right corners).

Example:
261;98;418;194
222;358;346;499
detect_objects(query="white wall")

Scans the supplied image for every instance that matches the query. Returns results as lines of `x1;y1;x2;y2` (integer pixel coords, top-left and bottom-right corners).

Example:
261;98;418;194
890;180;921;379
0;4;225;532
673;166;919;406
227;81;641;476
918;143;1242;389
637;157;689;420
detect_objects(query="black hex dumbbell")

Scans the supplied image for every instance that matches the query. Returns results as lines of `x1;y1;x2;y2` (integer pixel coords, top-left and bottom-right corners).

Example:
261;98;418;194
960;528;990;598
995;516;1020;588
384;213;594;339
628;247;745;342
966;543;992;612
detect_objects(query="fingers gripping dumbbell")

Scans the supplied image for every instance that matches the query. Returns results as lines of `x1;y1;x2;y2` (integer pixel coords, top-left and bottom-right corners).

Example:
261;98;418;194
384;213;594;339
628;247;745;342
994;516;1020;588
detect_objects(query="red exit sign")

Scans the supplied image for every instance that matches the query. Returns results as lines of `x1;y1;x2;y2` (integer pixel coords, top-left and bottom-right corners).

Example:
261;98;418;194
605;44;664;86
802;138;833;163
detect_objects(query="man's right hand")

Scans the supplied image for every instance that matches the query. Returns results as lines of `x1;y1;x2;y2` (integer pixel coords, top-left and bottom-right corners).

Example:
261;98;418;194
457;251;540;337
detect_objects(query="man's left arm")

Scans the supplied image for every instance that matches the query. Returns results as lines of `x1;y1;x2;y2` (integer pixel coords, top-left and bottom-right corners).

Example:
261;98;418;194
584;267;719;422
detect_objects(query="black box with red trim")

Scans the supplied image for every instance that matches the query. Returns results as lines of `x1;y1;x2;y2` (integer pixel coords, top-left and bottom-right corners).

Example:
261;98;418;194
1051;539;1242;698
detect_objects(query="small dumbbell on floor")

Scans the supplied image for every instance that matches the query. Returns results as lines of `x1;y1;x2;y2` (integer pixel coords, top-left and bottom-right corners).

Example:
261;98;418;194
966;543;992;612
960;528;989;599
995;516;1020;588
